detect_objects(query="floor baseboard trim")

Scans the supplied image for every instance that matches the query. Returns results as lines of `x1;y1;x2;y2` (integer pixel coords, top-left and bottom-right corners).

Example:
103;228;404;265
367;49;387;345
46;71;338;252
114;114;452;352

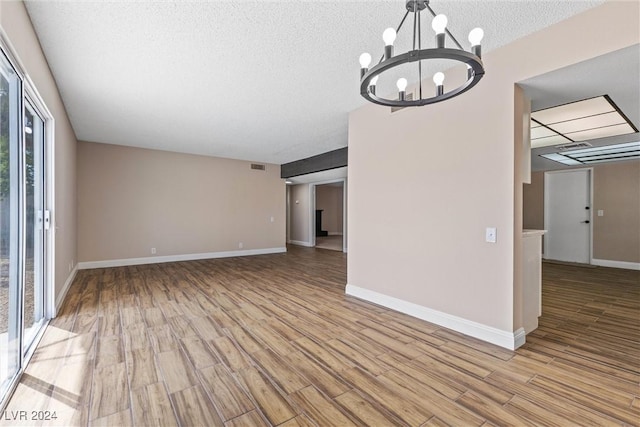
78;247;287;270
288;240;313;247
55;266;78;315
591;259;640;271
328;232;343;236
345;284;524;350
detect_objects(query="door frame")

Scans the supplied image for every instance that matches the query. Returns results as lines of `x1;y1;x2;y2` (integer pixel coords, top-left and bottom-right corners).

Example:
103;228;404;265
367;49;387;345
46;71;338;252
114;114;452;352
22;70;55;328
310;178;347;253
543;167;593;264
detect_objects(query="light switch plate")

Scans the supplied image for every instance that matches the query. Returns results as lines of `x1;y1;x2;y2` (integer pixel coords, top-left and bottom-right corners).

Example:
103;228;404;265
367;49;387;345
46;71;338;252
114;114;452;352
597;210;604;217
486;227;497;243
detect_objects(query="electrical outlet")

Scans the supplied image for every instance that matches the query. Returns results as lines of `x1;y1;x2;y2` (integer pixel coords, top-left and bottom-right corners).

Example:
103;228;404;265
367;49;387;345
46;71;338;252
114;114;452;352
270;216;275;223
239;242;243;249
151;247;156;254
485;227;497;243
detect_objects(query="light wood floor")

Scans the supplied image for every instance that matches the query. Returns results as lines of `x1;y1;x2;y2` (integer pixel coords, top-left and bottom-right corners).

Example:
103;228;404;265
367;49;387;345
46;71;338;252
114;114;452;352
314;236;343;252
2;247;639;426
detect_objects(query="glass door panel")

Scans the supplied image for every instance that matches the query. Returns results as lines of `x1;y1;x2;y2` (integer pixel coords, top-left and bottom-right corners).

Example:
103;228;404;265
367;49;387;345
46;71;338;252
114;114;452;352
23;102;45;354
0;51;21;401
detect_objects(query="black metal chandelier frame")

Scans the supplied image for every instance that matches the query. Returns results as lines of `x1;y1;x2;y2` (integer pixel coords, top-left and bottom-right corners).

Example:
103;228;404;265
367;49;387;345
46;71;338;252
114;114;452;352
360;0;485;108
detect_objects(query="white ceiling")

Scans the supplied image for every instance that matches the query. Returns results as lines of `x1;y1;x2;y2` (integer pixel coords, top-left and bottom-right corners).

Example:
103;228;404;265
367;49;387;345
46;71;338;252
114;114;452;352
519;45;640;171
25;0;605;165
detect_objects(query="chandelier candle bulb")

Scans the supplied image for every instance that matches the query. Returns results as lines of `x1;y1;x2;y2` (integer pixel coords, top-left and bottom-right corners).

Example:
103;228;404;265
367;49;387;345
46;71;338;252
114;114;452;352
468;27;484;57
359;52;371;78
397;78;408;100
383;28;396;59
369;75;379;95
433;72;445;96
432;14;448;48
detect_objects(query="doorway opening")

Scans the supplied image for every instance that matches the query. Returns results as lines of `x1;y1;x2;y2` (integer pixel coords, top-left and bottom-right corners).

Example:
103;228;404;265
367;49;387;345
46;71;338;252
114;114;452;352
313;182;344;252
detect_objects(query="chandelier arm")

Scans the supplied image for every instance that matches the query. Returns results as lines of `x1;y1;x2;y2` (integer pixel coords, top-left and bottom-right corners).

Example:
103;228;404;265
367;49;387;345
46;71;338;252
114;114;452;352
412;7;418;51
378;10;411;65
425;4;464;50
418;9;423;99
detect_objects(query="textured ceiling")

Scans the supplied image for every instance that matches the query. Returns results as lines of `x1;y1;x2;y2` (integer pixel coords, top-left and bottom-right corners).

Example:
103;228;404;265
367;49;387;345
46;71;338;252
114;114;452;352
25;0;604;164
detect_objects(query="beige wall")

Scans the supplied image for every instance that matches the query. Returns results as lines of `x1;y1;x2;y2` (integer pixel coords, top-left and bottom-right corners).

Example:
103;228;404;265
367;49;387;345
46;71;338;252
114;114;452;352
316;184;343;234
1;2;78;303
348;2;639;336
523;172;545;231
593;161;640;263
525;161;640;264
289;184;310;244
77;141;285;262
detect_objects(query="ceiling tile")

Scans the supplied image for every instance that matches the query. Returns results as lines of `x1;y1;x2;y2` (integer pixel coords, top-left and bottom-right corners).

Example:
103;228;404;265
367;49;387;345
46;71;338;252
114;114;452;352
549;111;624;134
531;134;572;148
531;96;613;124
566;123;635;141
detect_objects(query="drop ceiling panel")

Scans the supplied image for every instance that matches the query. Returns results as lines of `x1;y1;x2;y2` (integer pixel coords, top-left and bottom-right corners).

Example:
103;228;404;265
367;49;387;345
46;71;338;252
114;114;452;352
531;96;613;124
550;111;624;134
567;123;635;141
530;125;558;139
531;134;572;148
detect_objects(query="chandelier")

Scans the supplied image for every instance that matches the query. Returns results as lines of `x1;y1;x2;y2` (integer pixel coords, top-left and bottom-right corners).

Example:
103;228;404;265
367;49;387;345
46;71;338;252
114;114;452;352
359;0;485;107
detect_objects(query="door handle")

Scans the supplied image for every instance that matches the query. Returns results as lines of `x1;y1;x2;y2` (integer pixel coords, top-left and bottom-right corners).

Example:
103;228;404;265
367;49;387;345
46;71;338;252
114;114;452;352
44;210;51;230
581;220;590;224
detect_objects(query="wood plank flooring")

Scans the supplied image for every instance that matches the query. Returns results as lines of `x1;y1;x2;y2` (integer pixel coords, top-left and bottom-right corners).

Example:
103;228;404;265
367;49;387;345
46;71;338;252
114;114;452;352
2;247;639;426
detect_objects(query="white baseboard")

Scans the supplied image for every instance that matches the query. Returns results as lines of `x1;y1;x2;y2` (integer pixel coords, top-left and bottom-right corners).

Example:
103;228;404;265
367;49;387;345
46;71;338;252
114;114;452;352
328;232;343;236
591;258;640;271
514;328;527;348
78;247;287;270
55;266;78;315
288;240;313;247
345;284;525;350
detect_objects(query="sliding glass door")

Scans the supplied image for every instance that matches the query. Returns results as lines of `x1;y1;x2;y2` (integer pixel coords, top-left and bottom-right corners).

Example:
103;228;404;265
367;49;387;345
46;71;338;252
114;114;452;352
0;47;50;409
0;48;21;404
23;102;46;355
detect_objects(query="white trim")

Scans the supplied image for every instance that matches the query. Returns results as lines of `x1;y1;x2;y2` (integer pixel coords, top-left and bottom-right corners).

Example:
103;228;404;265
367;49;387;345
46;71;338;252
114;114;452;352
288;240;313;248
345;284;525;350
310;184;316;248
77;247;287;270
343;177;348;253
591;259;640;271
55;266;77;315
513;328;526;348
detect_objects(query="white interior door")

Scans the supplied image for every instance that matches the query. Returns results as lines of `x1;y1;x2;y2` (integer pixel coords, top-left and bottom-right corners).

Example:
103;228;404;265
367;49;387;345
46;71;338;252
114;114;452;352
544;169;591;263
